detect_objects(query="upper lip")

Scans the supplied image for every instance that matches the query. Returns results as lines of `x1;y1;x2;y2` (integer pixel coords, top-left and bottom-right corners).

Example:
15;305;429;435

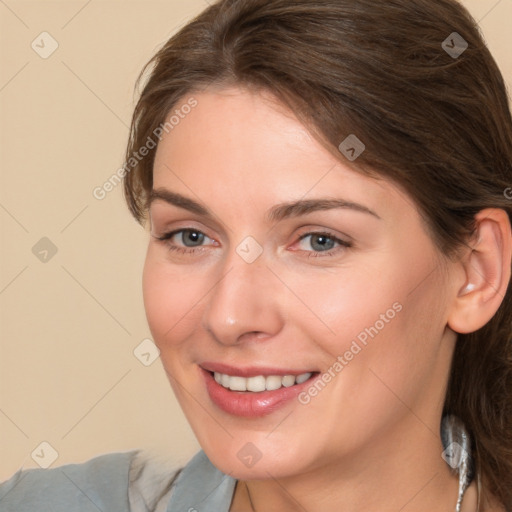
200;361;317;378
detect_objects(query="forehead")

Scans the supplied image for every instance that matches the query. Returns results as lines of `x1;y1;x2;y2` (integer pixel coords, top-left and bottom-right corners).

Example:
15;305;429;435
151;86;412;224
154;86;318;176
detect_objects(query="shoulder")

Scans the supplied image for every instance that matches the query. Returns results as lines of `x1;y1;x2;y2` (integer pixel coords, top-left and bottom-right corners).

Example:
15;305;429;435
0;449;235;512
127;449;236;512
0;450;137;512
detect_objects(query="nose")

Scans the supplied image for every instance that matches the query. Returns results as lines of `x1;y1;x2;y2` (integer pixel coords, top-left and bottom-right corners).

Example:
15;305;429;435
200;249;285;346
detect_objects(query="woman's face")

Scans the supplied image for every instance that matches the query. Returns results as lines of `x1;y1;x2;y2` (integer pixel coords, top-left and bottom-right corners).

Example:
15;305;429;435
143;86;460;479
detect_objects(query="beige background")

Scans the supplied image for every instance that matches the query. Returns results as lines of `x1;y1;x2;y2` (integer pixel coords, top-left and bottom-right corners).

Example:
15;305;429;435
1;0;511;479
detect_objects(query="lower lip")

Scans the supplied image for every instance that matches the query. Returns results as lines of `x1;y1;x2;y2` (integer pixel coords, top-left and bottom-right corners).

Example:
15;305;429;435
201;368;319;417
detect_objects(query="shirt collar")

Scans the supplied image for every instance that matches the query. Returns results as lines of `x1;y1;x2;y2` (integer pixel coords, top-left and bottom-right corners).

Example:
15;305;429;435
166;450;237;512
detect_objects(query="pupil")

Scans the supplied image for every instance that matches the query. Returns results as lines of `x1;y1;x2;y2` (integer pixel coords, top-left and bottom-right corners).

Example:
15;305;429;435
312;235;334;251
184;231;204;247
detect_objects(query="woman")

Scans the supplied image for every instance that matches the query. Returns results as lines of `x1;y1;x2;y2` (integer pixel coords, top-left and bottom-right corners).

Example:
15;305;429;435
1;0;511;511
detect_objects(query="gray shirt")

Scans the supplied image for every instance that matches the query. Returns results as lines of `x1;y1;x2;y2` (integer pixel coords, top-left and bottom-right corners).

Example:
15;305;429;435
0;449;236;511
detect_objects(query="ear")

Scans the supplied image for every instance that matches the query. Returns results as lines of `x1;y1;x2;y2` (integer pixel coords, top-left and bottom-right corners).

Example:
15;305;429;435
447;208;512;334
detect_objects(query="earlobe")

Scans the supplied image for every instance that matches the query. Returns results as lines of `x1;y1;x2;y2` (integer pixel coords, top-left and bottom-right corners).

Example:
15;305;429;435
448;208;512;334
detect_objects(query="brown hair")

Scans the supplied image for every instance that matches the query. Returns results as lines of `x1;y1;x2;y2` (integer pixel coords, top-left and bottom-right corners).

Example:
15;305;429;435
123;0;512;509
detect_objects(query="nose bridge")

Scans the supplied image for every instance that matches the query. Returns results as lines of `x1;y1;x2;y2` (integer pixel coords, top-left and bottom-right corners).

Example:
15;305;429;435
200;247;283;344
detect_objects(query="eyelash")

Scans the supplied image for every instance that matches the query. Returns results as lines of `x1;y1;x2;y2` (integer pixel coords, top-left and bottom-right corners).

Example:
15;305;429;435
298;231;352;258
154;230;211;255
153;229;352;258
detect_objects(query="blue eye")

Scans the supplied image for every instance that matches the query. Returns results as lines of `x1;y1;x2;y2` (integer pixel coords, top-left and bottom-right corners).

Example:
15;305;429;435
300;233;336;251
175;230;206;247
154;229;213;254
297;232;351;256
153;228;351;258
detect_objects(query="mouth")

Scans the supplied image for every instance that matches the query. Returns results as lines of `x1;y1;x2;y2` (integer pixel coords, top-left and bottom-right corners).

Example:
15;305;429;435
199;363;320;417
211;371;314;392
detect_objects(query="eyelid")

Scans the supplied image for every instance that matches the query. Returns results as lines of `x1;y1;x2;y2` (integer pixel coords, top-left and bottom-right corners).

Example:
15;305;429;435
151;222;216;241
152;228;217;257
153;228;216;244
294;226;353;245
148;206;227;239
152;226;352;258
291;230;352;254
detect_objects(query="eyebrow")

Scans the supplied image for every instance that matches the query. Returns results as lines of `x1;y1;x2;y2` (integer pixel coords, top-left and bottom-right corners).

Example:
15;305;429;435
147;188;381;222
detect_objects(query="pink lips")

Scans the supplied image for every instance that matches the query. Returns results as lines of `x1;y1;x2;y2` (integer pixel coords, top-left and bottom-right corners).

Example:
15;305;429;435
199;362;318;417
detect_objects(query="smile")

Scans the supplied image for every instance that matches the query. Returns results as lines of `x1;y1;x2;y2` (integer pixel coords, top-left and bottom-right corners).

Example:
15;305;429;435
213;372;313;392
200;364;321;417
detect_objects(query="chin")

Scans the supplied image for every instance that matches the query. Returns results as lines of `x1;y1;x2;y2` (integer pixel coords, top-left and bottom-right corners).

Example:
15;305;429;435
198;433;314;480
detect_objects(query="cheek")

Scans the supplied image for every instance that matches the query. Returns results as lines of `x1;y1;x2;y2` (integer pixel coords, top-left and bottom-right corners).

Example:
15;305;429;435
289;251;445;386
287;261;406;351
142;250;205;350
288;272;447;454
334;272;446;406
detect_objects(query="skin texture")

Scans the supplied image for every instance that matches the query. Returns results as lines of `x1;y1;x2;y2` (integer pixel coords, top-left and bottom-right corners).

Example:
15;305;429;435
142;86;510;512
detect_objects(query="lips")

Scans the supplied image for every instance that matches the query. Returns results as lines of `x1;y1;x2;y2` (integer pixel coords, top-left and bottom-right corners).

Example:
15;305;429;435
199;362;320;417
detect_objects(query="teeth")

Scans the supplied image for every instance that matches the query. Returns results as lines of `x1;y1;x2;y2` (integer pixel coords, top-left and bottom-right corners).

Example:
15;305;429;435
229;376;246;391
213;371;313;392
265;375;282;391
295;373;311;384
282;375;296;387
246;375;266;392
